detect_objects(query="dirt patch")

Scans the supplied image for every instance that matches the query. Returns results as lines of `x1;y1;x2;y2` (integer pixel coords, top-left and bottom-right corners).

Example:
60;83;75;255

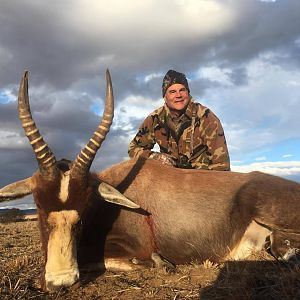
0;220;299;299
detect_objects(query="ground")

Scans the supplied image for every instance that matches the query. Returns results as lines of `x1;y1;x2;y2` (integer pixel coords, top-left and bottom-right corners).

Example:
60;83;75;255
0;220;300;299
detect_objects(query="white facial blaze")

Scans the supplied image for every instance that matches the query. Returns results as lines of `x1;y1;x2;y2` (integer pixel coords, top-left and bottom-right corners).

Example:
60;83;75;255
45;210;80;290
59;171;70;203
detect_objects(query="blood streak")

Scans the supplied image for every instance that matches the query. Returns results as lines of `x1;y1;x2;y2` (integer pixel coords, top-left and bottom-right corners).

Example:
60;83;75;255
145;215;159;252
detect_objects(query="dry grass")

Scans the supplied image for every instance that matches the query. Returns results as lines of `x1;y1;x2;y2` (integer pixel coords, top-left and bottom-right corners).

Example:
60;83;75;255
0;220;300;299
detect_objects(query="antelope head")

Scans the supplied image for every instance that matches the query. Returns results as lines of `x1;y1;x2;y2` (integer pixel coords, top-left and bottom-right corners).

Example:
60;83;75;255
0;70;139;291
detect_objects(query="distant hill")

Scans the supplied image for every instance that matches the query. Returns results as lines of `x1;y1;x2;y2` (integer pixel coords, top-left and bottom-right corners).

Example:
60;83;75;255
0;208;36;215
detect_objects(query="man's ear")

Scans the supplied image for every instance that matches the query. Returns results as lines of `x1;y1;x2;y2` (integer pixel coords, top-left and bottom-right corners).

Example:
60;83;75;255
98;182;140;209
0;177;33;202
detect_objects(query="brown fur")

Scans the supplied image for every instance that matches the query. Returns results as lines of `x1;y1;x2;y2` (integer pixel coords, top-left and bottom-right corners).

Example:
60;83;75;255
92;157;300;263
2;157;300;290
29;156;300;268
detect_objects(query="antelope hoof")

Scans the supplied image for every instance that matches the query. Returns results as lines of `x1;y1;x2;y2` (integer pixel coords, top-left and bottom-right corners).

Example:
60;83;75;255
151;252;176;272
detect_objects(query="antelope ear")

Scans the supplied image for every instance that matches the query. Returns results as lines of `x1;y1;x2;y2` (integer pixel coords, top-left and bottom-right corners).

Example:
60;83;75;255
0;177;33;202
98;182;140;209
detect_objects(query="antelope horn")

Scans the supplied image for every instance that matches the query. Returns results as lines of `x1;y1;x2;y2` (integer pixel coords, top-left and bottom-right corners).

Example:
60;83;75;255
18;71;57;176
71;69;114;177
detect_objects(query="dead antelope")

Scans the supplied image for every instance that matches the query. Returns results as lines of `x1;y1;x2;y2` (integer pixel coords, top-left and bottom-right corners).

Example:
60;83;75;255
1;70;300;292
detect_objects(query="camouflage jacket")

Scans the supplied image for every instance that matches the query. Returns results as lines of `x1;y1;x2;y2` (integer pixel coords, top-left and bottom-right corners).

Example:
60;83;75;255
128;99;230;170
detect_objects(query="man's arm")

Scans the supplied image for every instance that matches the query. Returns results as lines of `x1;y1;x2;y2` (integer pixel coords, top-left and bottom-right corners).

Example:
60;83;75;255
203;110;230;171
128;115;156;159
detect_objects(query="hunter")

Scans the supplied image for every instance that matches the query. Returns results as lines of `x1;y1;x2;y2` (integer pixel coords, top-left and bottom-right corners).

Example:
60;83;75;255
128;69;230;170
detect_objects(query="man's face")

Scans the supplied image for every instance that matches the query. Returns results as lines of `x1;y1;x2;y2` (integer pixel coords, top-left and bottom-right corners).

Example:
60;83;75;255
164;83;190;115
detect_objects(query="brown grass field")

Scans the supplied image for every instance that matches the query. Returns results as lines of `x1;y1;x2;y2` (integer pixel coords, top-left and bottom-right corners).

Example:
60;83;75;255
0;219;300;300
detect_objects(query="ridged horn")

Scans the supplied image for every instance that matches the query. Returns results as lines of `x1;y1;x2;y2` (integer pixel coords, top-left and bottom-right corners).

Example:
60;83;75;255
18;71;57;176
71;69;114;177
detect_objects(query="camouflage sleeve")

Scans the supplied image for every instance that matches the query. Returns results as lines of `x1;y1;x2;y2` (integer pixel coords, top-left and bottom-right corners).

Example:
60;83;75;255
128;115;156;159
202;110;230;171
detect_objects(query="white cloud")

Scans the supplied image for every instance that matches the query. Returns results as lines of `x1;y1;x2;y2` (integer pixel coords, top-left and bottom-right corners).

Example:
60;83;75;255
0;130;26;149
286;80;300;87
282;154;293;158
232;161;300;177
255;156;267;161
67;0;236;42
196;66;233;86
0;89;16;103
144;73;163;83
0;195;35;210
201;57;300;158
113;95;162;131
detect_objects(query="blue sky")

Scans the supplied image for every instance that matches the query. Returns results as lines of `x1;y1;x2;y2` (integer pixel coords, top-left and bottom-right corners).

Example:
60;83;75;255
0;0;300;211
236;139;300;164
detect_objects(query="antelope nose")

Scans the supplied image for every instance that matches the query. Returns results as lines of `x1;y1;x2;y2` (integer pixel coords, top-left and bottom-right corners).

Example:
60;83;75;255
45;269;79;291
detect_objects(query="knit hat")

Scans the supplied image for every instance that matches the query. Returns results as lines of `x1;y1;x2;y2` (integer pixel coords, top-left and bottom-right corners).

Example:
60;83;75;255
162;70;190;97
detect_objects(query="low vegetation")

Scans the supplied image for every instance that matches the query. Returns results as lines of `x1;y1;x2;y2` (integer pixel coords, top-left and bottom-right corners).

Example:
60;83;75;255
0;220;299;299
0;209;25;224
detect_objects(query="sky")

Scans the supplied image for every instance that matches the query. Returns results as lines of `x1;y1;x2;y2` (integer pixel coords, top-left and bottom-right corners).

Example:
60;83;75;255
1;0;300;208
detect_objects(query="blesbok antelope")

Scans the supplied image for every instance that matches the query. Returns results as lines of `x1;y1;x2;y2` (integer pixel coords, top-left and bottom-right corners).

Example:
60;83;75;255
1;71;300;292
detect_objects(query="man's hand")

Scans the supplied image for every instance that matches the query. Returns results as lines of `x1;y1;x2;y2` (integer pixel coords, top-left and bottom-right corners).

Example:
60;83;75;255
149;152;176;167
